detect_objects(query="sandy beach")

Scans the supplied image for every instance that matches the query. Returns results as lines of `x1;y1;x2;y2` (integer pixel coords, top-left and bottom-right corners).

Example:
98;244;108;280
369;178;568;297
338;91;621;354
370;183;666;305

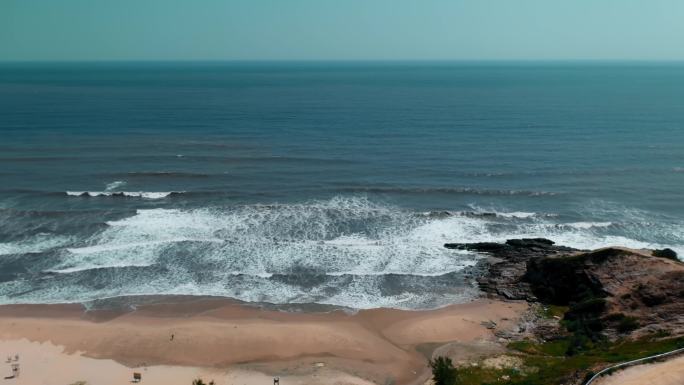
0;297;526;385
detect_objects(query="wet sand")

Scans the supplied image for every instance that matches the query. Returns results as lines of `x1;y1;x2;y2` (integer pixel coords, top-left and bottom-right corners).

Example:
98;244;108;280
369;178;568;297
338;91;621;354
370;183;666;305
0;296;526;385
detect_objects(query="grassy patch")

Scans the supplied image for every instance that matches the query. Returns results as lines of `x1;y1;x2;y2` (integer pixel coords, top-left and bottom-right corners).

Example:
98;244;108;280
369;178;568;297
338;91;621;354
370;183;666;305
452;366;522;385
508;339;570;357
445;336;684;385
538;305;569;319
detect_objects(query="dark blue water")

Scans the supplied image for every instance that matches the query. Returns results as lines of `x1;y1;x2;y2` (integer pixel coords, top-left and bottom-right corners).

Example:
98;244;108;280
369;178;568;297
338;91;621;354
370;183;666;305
1;62;683;308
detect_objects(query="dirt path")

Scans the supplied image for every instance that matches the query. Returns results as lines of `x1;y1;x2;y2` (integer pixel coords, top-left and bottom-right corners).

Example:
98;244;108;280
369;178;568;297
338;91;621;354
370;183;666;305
594;355;684;385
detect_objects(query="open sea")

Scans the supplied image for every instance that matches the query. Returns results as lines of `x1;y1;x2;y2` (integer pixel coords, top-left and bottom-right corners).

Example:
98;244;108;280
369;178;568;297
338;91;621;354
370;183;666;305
1;62;683;309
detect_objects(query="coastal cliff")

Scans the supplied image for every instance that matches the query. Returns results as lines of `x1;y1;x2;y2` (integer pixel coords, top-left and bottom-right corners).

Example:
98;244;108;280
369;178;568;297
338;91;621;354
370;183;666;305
442;239;684;385
448;239;684;339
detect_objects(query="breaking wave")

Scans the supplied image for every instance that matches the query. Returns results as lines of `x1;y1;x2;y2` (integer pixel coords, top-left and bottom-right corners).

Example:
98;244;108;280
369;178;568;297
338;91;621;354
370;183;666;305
0;196;682;309
0;234;73;256
104;180;127;191
66;191;178;199
336;186;558;196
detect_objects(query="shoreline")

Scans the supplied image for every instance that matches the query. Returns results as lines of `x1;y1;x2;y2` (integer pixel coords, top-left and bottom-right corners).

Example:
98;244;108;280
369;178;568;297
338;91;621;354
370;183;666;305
2;242;680;384
0;295;527;385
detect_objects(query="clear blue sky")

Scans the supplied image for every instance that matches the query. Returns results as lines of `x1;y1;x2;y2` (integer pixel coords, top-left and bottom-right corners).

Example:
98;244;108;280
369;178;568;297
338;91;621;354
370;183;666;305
2;0;683;61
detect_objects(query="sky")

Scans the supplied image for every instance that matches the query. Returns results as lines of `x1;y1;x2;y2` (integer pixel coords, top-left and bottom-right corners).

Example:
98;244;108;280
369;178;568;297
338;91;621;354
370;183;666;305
2;0;684;62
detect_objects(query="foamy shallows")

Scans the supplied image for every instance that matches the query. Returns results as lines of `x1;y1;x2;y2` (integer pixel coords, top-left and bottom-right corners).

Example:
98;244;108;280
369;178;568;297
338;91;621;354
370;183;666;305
0;196;682;309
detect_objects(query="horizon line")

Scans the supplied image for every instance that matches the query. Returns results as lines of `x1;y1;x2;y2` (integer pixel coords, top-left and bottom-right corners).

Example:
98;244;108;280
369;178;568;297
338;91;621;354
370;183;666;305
2;58;684;65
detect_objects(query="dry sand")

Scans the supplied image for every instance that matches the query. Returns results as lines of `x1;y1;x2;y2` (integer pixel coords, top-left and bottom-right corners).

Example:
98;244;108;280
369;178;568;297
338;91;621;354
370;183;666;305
1;338;375;385
594;355;684;385
0;297;526;385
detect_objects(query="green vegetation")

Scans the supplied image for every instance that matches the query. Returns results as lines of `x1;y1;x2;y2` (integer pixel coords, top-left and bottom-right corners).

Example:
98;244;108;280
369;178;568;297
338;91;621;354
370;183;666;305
438;247;683;384
429;356;459;385
437;335;684;385
538;305;568;319
436;301;682;385
528;253;625;356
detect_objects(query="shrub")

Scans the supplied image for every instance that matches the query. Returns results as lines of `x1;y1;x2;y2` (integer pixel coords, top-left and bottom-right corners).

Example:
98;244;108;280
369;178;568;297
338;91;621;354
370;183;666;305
617;316;640;333
429;356;458;385
563;302;608;356
192;379;215;385
564;298;606;327
567;298;606;317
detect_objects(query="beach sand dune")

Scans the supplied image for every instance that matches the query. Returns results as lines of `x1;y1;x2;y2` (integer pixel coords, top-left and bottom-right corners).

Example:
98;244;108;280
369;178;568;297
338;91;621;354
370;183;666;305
0;297;525;385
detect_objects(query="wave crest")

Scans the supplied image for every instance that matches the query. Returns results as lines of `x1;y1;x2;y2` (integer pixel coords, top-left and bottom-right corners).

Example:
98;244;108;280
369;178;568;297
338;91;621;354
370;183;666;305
337;186;558;196
66;191;178;199
2;196;682;309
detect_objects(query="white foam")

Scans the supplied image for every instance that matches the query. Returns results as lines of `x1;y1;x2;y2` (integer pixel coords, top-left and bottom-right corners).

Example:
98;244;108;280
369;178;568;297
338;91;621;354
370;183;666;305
562;222;613;229
42;197;482;287
0;235;72;256
226;272;274;278
493;211;536;218
325;269;468;277
47;262;155;274
5;196;683;309
66;238;224;255
464;204;543;219
53;210;227;273
104;180;127;191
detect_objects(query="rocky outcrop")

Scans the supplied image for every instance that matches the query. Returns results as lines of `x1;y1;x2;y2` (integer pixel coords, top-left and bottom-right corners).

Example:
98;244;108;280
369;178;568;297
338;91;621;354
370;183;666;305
525;247;684;336
653;248;679;261
445;238;578;300
448;239;684;338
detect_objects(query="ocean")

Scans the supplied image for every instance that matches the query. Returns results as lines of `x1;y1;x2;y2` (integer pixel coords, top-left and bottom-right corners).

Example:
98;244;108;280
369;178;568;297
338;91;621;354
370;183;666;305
1;61;683;309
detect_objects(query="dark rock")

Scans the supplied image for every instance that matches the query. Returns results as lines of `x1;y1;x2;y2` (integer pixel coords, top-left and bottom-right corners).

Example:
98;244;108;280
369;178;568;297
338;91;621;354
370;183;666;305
446;238;575;261
505;238;555;247
444;242;508;252
653;248;678;261
445;238;579;300
524;254;606;304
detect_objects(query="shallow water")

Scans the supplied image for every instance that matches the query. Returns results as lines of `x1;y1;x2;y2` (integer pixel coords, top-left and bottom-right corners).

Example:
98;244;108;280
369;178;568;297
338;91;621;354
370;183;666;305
1;62;683;308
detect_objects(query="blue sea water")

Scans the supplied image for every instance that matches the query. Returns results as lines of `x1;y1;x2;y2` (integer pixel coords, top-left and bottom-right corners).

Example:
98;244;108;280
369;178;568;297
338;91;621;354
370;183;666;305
1;62;683;309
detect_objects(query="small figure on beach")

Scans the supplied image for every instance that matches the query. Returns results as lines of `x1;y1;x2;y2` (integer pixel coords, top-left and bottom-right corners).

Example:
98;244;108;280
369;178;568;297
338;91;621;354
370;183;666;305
133;372;142;382
274;376;280;385
170;333;175;341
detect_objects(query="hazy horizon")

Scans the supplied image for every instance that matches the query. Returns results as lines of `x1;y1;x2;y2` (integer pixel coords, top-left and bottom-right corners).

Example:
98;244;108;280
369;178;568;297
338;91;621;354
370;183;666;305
2;59;684;65
3;0;684;62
